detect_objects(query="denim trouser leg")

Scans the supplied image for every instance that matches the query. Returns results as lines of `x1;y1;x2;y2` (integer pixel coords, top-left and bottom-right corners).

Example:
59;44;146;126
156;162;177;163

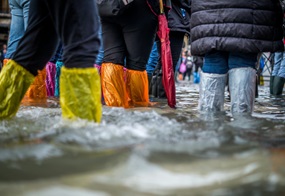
203;51;256;74
275;52;285;78
146;42;158;75
277;56;285;78
228;52;257;70
272;52;283;76
5;0;30;58
203;51;228;74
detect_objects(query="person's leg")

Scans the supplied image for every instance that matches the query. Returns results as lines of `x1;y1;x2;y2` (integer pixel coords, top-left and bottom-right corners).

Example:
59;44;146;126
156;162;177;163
100;17;129;107
193;56;202;84
272;52;282;77
121;0;158;106
152;40;167;98
146;41;158;76
44;0;102;122
228;52;257;114
13;0;59;74
187;67;192;81
273;52;285;95
169;31;185;70
199;51;228;112
270;52;282;94
5;0;26;59
146;41;158;96
0;0;58;119
12;0;59;99
21;0;30;29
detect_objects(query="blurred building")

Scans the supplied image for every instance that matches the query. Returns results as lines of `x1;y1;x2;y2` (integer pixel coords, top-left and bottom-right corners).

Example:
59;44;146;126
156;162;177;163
0;0;10;47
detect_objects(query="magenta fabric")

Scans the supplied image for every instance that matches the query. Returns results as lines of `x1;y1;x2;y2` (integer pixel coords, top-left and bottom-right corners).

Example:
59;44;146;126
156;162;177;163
45;62;56;96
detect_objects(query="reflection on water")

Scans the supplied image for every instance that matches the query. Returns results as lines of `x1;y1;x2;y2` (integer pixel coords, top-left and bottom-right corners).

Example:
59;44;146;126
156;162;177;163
0;82;285;196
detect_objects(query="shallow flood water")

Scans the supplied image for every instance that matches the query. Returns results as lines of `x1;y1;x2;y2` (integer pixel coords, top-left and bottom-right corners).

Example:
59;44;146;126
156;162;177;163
0;81;285;196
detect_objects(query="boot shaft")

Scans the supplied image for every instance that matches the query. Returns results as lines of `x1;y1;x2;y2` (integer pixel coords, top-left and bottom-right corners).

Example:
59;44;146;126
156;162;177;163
199;72;227;112
229;67;256;114
272;76;285;96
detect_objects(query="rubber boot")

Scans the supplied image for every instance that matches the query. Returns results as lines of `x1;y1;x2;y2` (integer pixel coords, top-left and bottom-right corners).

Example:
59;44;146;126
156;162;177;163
45;62;56;96
0;60;34;119
60;67;102;122
126;69;149;107
199;72;227;112
24;68;47;99
229;67;256;114
270;75;275;95
272;76;285;96
101;63;129;108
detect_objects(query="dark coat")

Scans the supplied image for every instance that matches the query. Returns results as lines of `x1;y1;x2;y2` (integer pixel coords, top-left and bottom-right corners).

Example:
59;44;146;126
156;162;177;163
190;0;284;56
167;0;191;35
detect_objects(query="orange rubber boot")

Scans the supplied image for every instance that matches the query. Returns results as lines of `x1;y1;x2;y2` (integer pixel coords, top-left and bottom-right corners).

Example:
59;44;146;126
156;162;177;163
126;69;149;107
101;63;129;108
24;68;47;99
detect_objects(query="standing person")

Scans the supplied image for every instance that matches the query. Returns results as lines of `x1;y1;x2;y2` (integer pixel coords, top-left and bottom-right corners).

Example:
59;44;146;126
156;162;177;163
0;0;102;122
150;0;191;99
99;0;159;108
182;49;193;81
270;0;285;96
271;47;285;96
4;0;47;99
191;0;284;115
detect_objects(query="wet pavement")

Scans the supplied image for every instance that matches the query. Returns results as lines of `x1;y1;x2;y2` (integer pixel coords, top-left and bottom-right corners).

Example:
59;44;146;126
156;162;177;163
0;80;285;196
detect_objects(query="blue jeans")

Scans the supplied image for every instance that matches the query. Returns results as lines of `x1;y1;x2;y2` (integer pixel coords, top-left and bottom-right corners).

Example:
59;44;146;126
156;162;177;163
5;0;30;58
202;51;257;74
146;42;158;75
272;52;285;78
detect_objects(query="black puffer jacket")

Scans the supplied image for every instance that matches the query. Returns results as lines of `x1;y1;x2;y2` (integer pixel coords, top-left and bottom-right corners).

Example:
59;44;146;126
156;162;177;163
190;0;284;56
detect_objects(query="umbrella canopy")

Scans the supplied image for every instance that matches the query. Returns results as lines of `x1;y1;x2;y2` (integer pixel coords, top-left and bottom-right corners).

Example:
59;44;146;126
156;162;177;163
157;11;176;108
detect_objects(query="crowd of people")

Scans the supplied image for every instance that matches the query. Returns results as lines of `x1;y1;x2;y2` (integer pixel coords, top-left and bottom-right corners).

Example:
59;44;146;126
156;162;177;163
0;0;284;123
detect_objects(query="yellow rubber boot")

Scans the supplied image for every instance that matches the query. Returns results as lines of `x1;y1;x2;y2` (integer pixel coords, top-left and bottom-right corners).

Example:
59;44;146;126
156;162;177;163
101;63;129;108
126;69;149;107
0;60;35;119
60;67;102;122
24;68;47;99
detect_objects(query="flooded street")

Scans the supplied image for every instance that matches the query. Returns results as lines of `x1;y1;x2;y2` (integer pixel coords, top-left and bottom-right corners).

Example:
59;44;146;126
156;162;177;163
0;81;285;196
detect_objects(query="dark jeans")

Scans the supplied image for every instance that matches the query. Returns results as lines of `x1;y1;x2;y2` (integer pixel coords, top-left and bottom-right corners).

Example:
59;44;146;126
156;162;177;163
101;0;157;71
12;0;101;76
